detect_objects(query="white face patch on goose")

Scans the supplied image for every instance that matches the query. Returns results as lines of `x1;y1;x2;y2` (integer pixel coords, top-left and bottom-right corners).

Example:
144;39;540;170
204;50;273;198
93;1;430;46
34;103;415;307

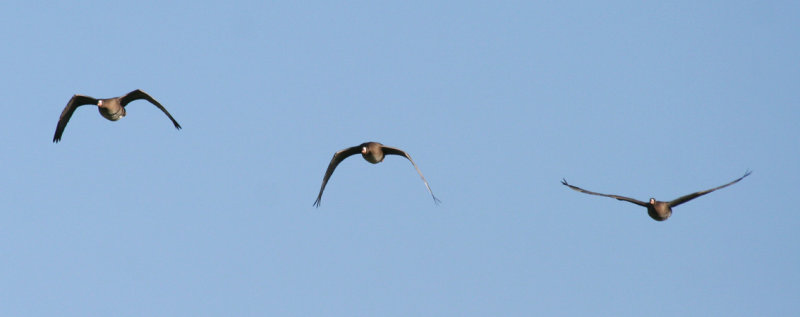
98;100;103;106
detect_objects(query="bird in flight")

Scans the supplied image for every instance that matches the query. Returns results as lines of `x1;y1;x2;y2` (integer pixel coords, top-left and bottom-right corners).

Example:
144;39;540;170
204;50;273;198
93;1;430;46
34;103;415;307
314;142;441;207
53;89;181;142
561;171;751;221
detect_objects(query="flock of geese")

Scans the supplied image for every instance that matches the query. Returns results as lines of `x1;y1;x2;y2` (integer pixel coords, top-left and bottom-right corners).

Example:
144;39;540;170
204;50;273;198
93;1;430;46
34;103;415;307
52;89;752;221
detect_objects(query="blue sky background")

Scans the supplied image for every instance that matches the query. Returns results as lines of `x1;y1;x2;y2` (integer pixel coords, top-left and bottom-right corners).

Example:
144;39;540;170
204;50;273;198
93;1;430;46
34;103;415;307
1;1;798;316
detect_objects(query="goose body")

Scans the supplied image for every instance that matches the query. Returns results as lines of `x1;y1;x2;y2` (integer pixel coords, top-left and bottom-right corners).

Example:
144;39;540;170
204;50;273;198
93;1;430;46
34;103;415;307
97;98;126;121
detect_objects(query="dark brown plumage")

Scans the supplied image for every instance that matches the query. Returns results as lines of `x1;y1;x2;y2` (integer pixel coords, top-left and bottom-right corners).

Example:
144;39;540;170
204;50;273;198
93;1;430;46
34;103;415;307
314;142;441;207
561;171;751;221
53;89;181;143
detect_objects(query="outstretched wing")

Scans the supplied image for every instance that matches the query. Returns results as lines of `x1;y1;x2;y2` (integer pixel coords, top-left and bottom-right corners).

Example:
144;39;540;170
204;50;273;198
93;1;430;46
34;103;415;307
120;89;182;129
668;170;752;208
382;146;441;204
53;94;98;143
313;145;362;207
561;179;649;207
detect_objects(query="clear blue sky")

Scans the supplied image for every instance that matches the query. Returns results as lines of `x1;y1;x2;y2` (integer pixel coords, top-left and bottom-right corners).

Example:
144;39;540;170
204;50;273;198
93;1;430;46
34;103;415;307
1;1;798;316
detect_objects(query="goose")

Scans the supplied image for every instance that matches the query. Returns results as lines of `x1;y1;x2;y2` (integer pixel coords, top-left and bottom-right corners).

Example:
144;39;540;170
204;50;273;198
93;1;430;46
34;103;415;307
53;89;181;142
561;171;751;221
314;142;441;207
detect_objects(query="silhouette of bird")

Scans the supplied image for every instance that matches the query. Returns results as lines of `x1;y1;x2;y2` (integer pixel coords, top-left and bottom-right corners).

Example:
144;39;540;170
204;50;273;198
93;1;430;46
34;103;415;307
561;171;751;221
53;89;181;142
314;142;441;207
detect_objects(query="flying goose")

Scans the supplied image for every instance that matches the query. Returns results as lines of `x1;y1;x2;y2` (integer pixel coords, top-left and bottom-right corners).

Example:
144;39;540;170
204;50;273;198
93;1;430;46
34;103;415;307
561;171;751;221
53;89;181;142
314;142;441;207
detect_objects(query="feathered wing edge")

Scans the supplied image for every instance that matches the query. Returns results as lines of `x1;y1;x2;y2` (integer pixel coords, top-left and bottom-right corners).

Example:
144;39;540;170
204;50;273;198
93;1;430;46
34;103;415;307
382;146;441;204
313;146;361;207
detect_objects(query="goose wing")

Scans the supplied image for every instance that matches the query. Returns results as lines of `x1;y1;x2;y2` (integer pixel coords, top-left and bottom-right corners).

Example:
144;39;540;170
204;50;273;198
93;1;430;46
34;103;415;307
668;170;752;207
53;94;98;143
381;146;441;204
561;179;649;207
313;145;362;207
120;89;182;129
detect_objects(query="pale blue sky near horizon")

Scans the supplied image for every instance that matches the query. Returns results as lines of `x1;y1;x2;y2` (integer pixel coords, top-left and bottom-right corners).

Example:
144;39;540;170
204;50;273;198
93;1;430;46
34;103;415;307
1;1;798;316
